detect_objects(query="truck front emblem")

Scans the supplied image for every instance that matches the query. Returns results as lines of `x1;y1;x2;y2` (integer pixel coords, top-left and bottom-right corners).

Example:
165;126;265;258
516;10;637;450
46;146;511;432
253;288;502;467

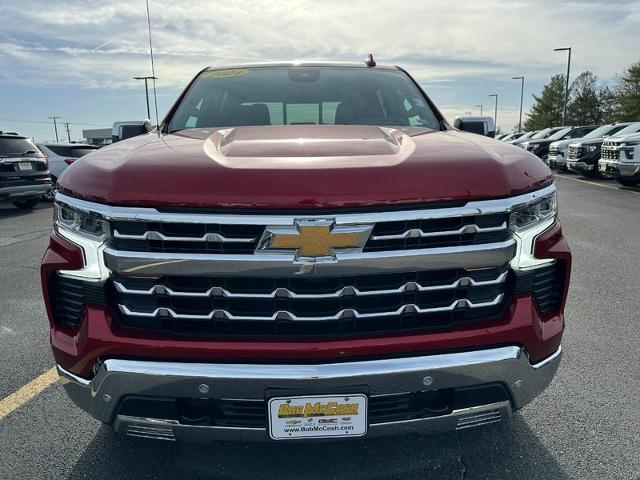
257;219;373;261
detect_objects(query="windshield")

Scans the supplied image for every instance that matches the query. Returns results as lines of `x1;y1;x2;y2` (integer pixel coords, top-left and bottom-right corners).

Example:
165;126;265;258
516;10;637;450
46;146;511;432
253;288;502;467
548;127;573;141
582;124;621;139
0;137;39;156
531;128;552;139
612;122;640;137
167;67;441;132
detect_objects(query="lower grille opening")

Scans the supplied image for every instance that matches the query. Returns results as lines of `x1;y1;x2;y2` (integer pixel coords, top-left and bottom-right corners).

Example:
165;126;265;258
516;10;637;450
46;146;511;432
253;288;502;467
115;383;510;428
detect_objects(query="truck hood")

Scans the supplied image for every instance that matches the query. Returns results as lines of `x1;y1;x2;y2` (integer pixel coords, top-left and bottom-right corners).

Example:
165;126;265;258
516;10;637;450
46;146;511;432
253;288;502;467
58;125;552;209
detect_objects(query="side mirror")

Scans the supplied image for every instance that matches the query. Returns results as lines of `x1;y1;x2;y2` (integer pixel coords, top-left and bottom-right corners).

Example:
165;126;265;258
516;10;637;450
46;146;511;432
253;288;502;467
454;116;496;138
112;121;152;142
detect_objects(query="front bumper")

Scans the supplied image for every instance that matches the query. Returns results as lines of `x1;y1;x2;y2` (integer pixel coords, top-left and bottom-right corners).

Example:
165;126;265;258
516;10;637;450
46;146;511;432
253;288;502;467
598;158;620;176
548;153;566;169
57;345;562;441
617;160;640;179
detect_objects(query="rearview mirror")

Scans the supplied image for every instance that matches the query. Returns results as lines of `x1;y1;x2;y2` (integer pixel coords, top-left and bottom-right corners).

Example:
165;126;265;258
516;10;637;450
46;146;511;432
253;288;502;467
454;116;496;138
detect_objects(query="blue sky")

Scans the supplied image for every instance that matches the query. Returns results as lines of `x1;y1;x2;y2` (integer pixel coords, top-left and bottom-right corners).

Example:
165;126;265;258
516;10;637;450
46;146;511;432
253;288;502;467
1;0;639;141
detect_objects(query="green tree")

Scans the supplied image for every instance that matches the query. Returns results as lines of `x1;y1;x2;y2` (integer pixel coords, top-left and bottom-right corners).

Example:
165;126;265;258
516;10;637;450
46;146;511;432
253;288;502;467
567;71;600;125
598;86;619;124
524;74;566;130
615;62;640;121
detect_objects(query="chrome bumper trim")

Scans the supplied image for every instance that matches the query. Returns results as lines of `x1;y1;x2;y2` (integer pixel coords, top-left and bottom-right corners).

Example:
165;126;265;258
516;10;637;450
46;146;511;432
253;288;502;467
57;345;562;440
104;240;517;277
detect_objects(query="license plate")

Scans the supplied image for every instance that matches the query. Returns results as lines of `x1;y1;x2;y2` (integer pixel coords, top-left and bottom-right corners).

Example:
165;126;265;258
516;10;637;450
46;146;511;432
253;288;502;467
17;162;33;171
268;394;367;440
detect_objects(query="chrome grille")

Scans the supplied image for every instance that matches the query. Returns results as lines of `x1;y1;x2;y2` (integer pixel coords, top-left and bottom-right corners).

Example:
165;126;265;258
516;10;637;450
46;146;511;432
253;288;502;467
111;267;511;338
109;212;509;254
601;142;620;160
567;145;583;160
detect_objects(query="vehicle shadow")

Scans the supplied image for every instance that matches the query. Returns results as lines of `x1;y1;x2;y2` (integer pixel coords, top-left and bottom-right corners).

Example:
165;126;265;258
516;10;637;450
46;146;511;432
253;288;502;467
0;202;51;219
66;415;569;480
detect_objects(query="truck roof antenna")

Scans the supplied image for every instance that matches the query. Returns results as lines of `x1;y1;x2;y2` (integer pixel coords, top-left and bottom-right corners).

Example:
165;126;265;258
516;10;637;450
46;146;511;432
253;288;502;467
365;53;376;68
145;0;160;136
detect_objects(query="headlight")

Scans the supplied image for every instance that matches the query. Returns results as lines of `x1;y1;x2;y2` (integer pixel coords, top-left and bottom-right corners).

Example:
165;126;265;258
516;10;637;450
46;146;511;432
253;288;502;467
54;202;110;240
620;141;640;147
586;145;598;152
510;192;556;232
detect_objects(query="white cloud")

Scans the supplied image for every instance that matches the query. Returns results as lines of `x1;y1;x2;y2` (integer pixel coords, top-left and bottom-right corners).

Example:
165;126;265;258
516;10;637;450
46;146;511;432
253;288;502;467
1;0;638;135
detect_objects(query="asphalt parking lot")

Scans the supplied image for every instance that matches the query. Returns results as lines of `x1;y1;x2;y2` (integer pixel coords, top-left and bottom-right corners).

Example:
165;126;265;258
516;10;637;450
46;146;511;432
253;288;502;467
1;173;639;480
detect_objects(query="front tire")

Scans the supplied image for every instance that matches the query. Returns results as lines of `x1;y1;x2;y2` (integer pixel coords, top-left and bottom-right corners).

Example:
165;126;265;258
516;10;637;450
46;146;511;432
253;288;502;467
12;198;40;209
617;178;640;188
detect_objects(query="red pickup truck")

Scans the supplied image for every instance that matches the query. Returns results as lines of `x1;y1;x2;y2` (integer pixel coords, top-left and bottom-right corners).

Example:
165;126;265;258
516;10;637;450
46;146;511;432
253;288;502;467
42;61;570;442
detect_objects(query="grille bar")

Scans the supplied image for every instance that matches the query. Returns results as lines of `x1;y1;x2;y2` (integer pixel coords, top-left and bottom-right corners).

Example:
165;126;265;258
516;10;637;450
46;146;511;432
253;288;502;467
113;230;256;243
113;271;507;299
370;222;507;241
118;294;504;322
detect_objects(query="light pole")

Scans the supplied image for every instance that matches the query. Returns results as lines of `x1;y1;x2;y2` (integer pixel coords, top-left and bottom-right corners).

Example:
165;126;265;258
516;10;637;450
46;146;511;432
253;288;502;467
512;76;524;132
488;94;498;133
48;116;61;142
474;105;483;115
554;47;571;125
133;76;157;120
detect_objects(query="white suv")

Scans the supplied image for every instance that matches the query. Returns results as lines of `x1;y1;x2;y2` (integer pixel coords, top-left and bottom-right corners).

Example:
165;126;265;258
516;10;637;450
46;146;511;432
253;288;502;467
36;143;98;198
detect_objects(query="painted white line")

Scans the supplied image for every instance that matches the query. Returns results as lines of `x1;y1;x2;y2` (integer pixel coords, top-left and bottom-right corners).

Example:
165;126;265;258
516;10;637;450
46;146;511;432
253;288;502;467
554;174;640;195
0;367;59;421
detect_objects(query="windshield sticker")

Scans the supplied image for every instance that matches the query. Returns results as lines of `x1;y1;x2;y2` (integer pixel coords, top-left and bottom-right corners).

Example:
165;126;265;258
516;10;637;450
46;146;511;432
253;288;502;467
202;69;250;79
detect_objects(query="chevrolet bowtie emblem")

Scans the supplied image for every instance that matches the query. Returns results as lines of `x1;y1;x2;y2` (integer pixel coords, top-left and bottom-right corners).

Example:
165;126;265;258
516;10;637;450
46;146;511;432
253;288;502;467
257;219;373;260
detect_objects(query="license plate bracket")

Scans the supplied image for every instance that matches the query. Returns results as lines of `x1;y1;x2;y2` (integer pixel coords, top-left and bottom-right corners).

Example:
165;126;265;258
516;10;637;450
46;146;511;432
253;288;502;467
268;394;368;440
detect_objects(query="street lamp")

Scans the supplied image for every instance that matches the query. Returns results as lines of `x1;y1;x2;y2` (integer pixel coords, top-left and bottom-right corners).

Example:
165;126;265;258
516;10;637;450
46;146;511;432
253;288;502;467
554;47;571;125
488;94;498;133
474;105;483;115
133;76;158;120
512;76;525;132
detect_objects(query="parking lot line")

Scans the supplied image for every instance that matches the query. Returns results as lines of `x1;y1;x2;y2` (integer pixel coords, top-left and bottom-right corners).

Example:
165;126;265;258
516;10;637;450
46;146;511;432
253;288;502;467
0;367;58;421
554;174;640;195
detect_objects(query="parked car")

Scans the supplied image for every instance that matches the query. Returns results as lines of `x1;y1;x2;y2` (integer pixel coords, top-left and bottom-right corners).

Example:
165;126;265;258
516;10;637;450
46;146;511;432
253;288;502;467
45;61;570;443
508;130;538;145
614;132;640;187
37;143;99;199
0;132;51;208
501;132;524;142
548;125;600;170
598;128;640;185
522;126;596;163
566;123;635;177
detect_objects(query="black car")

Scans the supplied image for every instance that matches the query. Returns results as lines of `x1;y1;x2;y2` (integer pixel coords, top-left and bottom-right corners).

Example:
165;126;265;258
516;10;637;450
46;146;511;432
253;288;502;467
0;132;52;208
521;126;598;163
